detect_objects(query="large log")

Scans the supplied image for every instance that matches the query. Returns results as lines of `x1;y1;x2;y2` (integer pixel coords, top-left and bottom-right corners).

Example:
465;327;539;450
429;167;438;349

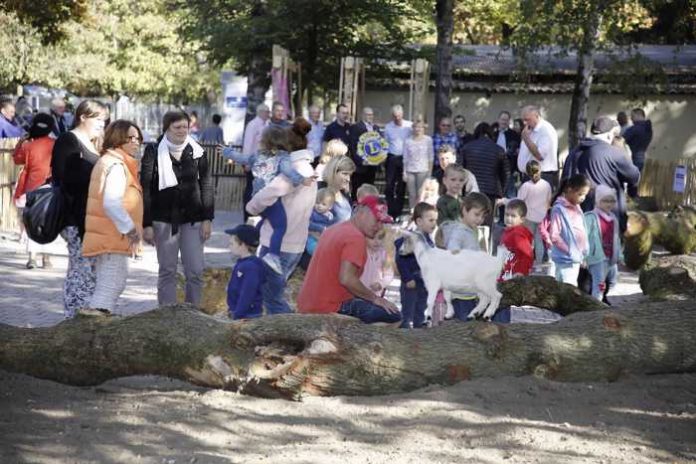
1;301;695;400
639;254;696;299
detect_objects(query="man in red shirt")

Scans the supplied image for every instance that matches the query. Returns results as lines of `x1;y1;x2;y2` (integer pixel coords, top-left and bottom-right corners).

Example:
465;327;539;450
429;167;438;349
297;196;401;324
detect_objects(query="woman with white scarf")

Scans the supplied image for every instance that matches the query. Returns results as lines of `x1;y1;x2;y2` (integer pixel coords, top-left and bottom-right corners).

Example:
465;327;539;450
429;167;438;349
140;111;215;306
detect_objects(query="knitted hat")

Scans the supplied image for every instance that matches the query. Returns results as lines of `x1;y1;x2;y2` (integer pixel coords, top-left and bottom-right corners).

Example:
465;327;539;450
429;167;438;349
594;184;617;207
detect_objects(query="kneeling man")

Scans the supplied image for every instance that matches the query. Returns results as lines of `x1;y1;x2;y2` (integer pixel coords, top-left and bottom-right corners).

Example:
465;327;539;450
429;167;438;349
297;196;401;324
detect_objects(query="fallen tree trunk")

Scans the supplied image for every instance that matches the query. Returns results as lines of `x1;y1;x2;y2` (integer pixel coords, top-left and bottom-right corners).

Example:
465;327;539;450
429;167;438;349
640;254;696;299
1;302;694;399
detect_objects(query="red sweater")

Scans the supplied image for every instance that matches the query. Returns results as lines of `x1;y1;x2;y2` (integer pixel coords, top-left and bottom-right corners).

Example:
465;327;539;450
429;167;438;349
499;224;534;281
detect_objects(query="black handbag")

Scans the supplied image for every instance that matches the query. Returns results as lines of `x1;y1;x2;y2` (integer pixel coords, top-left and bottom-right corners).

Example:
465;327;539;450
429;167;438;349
22;184;66;244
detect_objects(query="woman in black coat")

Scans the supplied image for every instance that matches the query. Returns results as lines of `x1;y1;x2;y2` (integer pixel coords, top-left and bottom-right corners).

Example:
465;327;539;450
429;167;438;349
50;99;108;318
140;111;214;306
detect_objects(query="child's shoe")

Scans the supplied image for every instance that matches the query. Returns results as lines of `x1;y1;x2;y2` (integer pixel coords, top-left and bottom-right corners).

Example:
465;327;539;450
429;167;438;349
263;253;283;275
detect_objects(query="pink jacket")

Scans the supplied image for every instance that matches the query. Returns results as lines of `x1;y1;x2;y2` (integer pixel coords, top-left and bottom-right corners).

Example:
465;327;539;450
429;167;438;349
246;150;316;253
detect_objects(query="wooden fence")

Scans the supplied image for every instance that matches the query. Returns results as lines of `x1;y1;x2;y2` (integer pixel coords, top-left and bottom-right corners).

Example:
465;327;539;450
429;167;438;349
638;158;696;210
0;138;21;233
0;140;246;234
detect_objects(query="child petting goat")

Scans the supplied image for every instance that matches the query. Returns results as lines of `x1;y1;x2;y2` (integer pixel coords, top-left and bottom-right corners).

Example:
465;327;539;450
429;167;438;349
398;231;509;321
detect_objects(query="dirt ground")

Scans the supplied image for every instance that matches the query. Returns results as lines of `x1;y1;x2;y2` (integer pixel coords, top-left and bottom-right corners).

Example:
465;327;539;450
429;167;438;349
1;370;694;464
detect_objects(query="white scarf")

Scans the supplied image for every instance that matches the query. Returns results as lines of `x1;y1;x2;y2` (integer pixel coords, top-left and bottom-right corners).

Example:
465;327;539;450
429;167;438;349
157;135;204;190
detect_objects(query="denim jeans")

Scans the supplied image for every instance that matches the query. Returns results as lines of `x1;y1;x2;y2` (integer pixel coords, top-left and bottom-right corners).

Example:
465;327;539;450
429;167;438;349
259;246;302;314
452;298;510;323
588;260;618;299
555;262;581;285
399;285;427;328
339;298;402;324
260;199;287;257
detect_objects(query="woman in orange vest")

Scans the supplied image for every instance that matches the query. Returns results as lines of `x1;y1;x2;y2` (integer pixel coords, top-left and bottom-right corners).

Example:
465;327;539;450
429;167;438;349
81;120;143;316
13;113;56;269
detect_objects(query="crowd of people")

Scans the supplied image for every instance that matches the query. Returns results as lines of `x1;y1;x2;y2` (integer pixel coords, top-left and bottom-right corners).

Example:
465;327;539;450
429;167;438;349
5;93;650;327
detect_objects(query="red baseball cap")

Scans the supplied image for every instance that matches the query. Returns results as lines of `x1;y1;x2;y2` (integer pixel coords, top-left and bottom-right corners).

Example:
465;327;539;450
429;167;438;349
358;195;394;223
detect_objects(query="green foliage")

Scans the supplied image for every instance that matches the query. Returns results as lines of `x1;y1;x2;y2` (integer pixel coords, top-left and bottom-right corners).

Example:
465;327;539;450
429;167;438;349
0;0;88;43
453;0;519;44
180;0;432;99
0;0;216;100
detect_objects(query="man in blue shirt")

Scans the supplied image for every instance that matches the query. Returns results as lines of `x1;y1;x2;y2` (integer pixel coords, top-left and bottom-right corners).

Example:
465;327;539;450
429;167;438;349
323;103;351;147
432;117;459;179
0;99;25;139
226;224;266;320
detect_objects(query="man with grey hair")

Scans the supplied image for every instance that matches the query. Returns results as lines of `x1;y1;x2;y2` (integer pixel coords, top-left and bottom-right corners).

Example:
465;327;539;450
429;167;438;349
241;103;270;220
306;104;324;161
383;104;412;217
50;97;71;138
518;105;559;191
349;106;381;199
562;115;639;233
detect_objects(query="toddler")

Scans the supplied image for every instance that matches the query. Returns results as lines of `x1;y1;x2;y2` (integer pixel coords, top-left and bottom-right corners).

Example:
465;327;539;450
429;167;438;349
516;160;552;266
549;174;591;284
584;185;621;301
440;192;489;320
395;202;438;329
356;183;380;203
498;199;534;281
418;177;440;206
225;224;266;320
223;126;311;274
360;227;395;296
307;188;335;255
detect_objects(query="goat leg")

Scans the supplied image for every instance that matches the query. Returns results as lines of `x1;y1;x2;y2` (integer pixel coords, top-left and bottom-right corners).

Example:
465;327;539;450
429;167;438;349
481;290;503;321
443;289;455;319
467;293;489;320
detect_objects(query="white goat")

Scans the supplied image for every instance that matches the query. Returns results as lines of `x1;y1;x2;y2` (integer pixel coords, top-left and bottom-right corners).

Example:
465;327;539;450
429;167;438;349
399;232;509;321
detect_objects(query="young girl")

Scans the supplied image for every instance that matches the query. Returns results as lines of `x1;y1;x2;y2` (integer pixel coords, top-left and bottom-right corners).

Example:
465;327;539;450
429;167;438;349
360;227;395;296
223;124;311;274
306;188;335;255
516;160;552;266
584;185;621;301
548;174;591;284
402;120;433;211
315;138;348;187
395;202;438;329
418;177;440;206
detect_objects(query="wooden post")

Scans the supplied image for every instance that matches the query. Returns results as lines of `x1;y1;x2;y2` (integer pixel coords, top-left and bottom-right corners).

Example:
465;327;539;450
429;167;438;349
338;56;363;122
409;58;430;123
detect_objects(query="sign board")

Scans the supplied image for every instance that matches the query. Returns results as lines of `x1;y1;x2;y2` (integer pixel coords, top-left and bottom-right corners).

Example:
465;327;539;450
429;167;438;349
357;131;388;166
673;165;687;193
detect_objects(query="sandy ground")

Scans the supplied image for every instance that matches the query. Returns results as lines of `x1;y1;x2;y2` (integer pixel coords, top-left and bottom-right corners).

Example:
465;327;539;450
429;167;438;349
1;211;695;463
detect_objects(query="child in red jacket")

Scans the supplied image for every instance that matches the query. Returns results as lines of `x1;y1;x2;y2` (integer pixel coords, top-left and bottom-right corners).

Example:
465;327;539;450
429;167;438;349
499;199;534;281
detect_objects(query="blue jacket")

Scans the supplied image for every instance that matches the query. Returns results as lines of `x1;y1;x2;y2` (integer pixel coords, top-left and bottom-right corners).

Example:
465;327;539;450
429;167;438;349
624;120;652;159
309;209;334;234
584;211;622;266
395;233;434;287
227;256;266;320
0;115;24;138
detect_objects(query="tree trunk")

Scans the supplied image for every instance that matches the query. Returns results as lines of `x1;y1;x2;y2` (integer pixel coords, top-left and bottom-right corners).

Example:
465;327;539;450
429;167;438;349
1;303;694;400
245;1;272;125
434;0;454;126
624;208;696;270
640;254;696;299
567;6;603;150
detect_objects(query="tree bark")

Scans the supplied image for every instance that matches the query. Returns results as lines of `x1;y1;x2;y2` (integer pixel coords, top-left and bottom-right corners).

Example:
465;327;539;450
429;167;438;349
1;303;695;400
434;0;454;126
244;1;272;125
639;254;696;299
567;5;603;150
624;208;696;270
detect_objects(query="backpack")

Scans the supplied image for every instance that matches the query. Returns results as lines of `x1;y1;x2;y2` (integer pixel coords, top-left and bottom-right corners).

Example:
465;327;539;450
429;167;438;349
22;183;66;244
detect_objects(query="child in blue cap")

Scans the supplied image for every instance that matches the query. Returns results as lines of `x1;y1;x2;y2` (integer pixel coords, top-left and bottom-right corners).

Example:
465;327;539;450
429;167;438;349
225;224;266;319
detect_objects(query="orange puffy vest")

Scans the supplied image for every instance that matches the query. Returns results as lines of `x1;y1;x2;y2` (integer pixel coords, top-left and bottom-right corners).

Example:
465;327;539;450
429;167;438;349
82;149;143;257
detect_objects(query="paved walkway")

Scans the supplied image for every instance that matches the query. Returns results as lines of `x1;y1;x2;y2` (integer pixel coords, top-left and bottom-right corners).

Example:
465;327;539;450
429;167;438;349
0;210;645;328
0;211;244;328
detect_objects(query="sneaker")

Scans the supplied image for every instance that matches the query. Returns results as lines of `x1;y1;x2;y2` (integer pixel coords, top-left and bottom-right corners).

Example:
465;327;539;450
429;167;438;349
262;253;283;274
78;307;112;317
25;259;37;269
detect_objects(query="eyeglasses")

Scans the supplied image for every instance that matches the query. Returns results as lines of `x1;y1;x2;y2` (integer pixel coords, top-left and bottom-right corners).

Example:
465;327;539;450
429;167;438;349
127;136;143;143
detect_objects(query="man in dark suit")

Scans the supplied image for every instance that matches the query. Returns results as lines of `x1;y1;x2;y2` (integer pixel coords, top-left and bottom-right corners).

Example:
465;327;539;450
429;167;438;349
493;110;521;197
349;107;382;199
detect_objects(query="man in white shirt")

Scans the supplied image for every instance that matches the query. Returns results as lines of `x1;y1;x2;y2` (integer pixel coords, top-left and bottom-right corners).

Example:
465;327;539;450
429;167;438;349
242;104;270;155
306;104;324;161
383;104;412;218
518;105;559;192
241;103;270;220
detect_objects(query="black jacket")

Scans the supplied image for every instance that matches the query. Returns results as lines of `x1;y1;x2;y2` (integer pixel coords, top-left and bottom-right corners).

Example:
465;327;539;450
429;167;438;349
623;120;653;159
493;128;521;173
140;142;215;233
562;138;640;232
50;132;99;238
460;137;510;198
349;121;381;173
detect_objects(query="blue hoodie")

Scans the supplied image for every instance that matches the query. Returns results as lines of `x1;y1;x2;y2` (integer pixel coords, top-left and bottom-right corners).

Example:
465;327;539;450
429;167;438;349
227;256;266;319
